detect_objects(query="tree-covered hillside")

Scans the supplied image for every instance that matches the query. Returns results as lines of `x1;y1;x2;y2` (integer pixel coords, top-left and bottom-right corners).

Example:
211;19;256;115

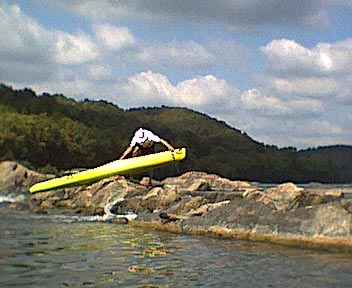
1;84;351;183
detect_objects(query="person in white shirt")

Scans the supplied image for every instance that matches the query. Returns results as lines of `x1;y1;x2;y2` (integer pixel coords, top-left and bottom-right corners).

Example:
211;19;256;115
119;128;174;160
118;128;175;187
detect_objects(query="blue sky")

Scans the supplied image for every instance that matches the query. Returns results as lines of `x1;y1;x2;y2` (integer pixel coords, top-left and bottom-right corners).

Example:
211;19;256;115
1;0;352;149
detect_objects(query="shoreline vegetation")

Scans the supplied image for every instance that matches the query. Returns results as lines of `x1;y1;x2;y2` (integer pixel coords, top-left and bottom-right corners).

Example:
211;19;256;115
1;83;352;184
1;161;352;253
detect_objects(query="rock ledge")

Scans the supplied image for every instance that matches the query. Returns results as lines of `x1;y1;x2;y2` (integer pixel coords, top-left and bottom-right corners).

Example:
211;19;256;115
2;161;352;253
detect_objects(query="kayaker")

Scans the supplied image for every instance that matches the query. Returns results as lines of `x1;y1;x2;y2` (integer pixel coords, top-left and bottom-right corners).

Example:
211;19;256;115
118;128;175;187
119;128;174;160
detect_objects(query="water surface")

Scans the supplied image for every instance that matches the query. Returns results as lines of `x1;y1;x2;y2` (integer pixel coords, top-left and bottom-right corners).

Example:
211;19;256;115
1;206;351;287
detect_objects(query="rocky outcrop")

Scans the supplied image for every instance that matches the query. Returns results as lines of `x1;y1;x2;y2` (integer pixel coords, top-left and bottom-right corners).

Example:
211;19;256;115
2;161;352;252
0;161;48;195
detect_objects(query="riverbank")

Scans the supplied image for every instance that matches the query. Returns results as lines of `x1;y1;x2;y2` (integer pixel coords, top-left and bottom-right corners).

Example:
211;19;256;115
1;161;352;253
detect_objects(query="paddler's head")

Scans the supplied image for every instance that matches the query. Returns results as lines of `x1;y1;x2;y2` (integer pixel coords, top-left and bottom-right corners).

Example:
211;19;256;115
135;128;147;142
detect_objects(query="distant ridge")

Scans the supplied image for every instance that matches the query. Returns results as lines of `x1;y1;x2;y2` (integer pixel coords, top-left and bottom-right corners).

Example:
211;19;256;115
1;83;351;183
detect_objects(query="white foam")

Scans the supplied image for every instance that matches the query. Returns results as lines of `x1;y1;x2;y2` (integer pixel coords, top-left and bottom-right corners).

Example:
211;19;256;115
103;197;138;221
60;211;138;223
0;194;25;203
51;196;138;223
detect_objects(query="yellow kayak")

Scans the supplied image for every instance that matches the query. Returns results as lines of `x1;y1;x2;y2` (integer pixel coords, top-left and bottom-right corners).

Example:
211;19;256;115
29;148;186;193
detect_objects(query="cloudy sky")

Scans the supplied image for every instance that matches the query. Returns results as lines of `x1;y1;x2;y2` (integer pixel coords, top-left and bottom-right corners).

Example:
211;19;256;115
1;1;352;149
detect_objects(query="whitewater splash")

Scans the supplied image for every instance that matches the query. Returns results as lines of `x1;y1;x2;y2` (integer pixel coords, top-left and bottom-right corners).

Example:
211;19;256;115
102;196;138;222
0;194;26;204
0;192;137;223
54;196;138;223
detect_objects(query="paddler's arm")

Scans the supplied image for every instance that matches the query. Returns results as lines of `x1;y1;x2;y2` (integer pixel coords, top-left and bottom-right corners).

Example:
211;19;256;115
160;138;174;151
119;146;133;160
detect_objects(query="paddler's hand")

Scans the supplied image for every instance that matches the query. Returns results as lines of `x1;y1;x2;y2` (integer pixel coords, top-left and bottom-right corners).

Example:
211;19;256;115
160;138;174;152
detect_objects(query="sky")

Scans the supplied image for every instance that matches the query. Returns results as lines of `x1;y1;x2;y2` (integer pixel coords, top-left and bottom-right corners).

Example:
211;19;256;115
1;0;352;150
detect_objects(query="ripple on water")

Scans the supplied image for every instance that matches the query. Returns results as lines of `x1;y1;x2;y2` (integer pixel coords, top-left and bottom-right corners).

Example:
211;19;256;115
1;207;352;287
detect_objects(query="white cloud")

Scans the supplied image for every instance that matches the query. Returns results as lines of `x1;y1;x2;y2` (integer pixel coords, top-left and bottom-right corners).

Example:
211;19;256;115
0;2;100;85
261;38;352;77
226;115;345;148
135;39;251;74
121;71;175;105
241;89;324;118
316;39;352;73
236;41;352;147
175;75;231;107
265;76;341;98
119;71;236;112
261;39;330;76
0;3;57;83
55;32;98;65
138;40;214;70
259;38;352;107
94;24;135;51
0;4;53;63
86;63;113;81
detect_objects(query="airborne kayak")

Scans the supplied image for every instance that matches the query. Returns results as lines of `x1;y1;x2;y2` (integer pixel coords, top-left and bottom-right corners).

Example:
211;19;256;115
29;148;186;193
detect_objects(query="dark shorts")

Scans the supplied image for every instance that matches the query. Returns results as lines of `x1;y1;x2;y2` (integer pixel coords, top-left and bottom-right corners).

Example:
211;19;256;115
132;144;155;156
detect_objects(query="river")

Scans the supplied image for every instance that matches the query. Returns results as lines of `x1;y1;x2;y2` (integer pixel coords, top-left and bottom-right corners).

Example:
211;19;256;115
1;203;352;287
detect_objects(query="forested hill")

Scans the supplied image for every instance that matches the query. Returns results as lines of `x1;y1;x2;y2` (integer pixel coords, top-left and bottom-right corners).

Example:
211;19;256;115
1;84;352;183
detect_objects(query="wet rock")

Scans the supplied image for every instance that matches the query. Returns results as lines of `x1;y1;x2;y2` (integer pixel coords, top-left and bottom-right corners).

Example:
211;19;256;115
341;199;352;213
186;179;211;191
186;191;243;202
161;171;251;192
266;182;304;211
165;195;207;215
92;206;105;216
142;186;180;205
185;200;230;217
299;203;352;238
159;212;188;223
303;189;344;206
21;174;141;214
242;188;265;199
140;177;158;187
0;161;48;194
